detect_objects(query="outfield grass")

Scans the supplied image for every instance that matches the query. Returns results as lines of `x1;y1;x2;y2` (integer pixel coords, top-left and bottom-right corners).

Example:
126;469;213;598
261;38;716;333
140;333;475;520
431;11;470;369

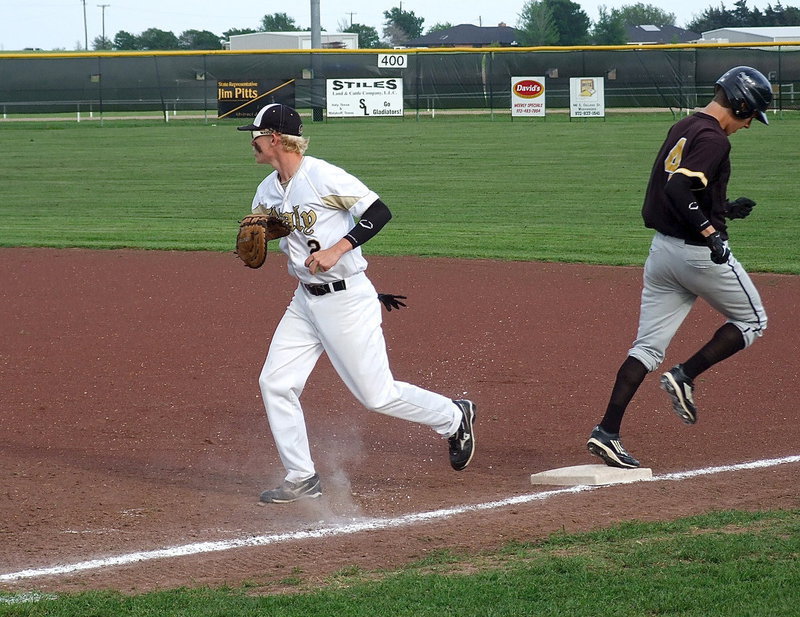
1;112;797;272
1;509;797;616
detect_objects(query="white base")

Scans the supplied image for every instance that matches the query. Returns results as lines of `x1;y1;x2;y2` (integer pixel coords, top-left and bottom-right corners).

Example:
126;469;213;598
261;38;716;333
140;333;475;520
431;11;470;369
530;464;652;486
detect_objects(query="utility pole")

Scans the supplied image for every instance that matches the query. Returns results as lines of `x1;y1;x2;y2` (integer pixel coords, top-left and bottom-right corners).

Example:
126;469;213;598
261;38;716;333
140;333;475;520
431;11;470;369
98;4;110;47
310;0;322;121
81;0;88;50
310;0;321;48
346;12;357;26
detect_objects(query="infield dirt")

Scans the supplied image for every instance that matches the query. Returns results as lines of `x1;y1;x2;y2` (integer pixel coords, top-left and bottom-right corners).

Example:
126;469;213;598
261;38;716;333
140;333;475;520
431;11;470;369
1;248;798;592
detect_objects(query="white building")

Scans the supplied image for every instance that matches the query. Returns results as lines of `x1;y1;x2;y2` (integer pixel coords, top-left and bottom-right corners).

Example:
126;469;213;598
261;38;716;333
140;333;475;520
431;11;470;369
698;26;800;44
227;31;359;50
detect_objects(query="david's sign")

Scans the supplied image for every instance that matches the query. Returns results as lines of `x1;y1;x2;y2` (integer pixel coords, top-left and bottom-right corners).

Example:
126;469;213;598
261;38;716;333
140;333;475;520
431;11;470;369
511;76;546;117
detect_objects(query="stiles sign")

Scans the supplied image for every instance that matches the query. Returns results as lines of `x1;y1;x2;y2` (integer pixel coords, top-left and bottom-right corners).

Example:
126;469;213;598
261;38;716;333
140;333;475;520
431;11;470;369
325;78;404;118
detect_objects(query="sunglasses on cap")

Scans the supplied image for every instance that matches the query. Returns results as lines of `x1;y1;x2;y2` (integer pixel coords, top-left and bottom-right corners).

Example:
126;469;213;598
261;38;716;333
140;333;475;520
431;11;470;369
251;129;275;140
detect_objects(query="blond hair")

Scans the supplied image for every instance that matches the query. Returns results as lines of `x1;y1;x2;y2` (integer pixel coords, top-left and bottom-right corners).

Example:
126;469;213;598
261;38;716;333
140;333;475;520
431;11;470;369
280;133;309;155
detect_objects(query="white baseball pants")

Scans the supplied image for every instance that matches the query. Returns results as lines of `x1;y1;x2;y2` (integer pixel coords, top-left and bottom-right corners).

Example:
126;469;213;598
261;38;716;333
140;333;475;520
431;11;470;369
259;272;462;482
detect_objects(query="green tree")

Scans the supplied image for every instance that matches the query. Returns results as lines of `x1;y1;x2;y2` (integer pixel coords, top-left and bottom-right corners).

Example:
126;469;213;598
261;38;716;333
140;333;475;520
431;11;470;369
543;0;590;44
732;0;757;25
683;1;789;31
112;30;139;50
260;12;301;32
223;27;257;38
686;4;733;31
613;2;676;26
383;6;424;46
765;2;800;25
92;35;113;50
517;1;559;46
137;27;180;50
342;23;381;48
426;22;453;34
591;6;626;44
178;29;222;50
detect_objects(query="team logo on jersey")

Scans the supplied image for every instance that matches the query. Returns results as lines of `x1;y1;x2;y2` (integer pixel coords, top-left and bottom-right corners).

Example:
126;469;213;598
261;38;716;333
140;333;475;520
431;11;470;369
256;204;317;235
514;80;544;98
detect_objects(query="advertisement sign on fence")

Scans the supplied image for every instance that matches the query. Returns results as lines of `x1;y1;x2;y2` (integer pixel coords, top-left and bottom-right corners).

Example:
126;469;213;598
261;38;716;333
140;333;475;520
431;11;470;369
511;77;546;117
326;78;404;117
569;77;605;118
217;80;295;118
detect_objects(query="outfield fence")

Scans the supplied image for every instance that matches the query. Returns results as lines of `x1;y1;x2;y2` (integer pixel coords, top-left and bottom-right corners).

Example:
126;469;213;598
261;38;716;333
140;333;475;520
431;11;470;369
1;43;799;120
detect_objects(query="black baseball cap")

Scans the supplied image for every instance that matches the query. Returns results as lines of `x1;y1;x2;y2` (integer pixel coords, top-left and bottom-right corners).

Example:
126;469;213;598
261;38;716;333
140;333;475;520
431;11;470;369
237;103;303;136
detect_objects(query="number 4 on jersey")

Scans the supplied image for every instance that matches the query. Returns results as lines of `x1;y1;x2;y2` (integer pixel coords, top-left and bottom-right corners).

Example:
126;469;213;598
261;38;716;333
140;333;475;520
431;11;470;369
664;137;687;173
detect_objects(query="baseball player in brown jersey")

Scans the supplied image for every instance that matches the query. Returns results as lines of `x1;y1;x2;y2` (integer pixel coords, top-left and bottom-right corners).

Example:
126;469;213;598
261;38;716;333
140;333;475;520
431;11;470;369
586;66;772;468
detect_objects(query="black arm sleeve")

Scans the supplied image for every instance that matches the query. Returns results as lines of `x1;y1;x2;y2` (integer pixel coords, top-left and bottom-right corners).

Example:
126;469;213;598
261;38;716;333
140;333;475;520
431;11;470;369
664;173;712;233
344;199;392;248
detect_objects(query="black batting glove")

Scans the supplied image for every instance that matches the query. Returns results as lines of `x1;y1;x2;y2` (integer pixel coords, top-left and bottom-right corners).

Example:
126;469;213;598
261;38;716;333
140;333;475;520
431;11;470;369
724;197;756;220
377;293;407;312
705;231;731;264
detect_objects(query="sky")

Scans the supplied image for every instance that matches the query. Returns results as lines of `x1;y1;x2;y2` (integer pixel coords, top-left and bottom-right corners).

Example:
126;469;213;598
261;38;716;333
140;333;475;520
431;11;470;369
0;0;791;51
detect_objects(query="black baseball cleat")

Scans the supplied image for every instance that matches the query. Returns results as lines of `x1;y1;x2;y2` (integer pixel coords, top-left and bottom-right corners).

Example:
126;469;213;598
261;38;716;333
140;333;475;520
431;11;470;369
660;364;698;424
259;474;322;504
587;425;641;469
449;399;476;471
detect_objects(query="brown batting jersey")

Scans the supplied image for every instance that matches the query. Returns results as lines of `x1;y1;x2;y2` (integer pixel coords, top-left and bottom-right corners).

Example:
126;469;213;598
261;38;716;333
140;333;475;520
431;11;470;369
642;112;731;243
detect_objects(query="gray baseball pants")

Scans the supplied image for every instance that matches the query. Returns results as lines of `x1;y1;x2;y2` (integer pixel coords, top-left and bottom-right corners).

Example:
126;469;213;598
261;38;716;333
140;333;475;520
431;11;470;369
628;232;767;372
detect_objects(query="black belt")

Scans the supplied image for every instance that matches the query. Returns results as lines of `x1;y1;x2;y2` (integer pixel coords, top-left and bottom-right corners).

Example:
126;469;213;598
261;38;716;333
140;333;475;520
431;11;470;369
303;280;347;296
664;233;707;247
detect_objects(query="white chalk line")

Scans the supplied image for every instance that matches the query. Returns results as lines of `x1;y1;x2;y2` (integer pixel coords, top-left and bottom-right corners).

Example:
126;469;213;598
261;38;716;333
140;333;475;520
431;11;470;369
1;454;798;584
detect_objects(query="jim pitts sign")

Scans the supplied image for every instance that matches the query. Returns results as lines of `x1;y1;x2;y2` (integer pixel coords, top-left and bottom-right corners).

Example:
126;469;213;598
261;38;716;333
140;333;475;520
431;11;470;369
326;78;403;118
217;80;295;118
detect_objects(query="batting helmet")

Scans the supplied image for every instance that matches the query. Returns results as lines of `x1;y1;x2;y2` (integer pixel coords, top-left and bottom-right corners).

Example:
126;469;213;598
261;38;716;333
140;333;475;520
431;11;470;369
715;66;772;125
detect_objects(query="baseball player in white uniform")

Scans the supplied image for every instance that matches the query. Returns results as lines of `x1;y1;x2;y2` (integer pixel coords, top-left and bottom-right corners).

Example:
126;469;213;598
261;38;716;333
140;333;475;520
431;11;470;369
238;104;476;504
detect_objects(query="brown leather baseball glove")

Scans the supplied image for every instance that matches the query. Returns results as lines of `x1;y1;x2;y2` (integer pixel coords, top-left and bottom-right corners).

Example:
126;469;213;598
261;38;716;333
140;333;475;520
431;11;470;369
235;214;291;268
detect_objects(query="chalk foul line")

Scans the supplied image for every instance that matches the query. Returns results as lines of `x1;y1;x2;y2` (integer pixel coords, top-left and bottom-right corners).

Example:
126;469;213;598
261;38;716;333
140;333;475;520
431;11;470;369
1;454;798;584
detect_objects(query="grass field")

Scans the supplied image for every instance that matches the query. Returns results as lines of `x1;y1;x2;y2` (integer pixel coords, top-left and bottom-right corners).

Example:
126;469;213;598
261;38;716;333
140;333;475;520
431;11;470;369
1;509;798;615
1;112;798;272
1;114;798;613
